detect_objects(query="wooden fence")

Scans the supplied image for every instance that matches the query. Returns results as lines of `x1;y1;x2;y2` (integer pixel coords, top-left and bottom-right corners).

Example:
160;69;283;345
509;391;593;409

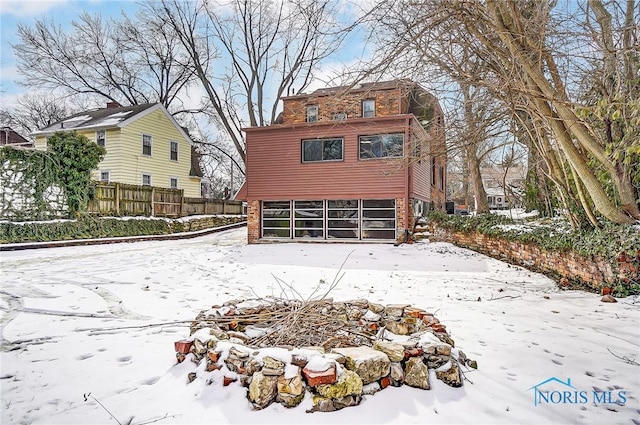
88;182;242;217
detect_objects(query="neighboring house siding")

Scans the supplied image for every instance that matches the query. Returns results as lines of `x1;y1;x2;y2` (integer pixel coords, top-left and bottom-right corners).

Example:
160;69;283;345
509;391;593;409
32;108;200;198
110;109;200;197
245;117;413;201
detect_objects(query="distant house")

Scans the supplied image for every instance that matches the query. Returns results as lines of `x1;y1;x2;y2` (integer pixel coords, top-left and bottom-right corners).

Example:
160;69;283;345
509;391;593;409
482;166;526;209
239;79;447;243
31;103;202;197
0;127;34;148
448;165;526;211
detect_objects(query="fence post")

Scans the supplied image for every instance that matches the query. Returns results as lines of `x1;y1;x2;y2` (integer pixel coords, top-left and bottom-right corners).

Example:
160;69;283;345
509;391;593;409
115;183;120;215
150;187;155;217
180;189;185;217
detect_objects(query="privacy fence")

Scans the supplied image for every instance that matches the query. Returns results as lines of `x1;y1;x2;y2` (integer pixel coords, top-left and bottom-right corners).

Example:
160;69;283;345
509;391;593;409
88;182;243;218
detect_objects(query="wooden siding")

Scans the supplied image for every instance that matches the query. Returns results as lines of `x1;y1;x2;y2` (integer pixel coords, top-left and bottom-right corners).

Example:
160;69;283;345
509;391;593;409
33;109;200;197
245;116;416;201
118;109;200;197
408;118;431;201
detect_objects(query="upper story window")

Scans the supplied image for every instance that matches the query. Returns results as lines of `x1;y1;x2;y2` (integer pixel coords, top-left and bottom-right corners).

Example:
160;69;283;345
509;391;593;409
306;105;319;123
142;134;152;156
170;141;178;161
96;130;106;147
359;133;403;159
439;166;445;190
302;138;343;162
332;112;347;121
362;99;375;118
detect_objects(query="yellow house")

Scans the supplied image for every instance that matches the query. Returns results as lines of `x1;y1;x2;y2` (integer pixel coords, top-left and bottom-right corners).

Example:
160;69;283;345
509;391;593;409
31;103;202;197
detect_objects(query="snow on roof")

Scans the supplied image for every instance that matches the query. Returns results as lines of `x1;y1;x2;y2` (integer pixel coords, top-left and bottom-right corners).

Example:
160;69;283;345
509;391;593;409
33;103;157;134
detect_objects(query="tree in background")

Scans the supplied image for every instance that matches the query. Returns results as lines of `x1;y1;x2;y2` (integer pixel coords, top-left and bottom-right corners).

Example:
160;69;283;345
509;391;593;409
13;12;197;109
366;0;638;226
146;0;348;165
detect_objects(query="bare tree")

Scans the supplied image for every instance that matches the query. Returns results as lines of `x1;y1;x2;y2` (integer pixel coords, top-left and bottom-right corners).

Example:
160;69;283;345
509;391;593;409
13;12;197;108
367;0;638;225
0;93;73;134
146;0;348;165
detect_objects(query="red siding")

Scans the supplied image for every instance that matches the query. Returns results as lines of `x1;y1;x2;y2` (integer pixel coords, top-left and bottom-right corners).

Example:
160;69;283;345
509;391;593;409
409;118;432;201
245;117;415;201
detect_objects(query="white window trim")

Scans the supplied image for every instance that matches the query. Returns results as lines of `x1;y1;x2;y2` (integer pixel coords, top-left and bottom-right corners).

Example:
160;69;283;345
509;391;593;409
96;130;106;148
142;134;152;156
169;176;179;189
99;170;110;182
170;141;178;161
362;99;375;118
141;173;152;186
306;105;319;123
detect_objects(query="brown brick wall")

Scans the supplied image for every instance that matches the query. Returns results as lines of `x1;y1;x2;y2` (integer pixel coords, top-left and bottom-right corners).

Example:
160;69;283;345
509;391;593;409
247;200;260;243
430;224;639;292
282;88;402;124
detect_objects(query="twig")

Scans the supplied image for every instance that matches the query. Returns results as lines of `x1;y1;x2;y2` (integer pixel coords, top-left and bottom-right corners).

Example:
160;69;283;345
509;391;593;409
607;348;639;366
84;393;121;425
488;294;522;301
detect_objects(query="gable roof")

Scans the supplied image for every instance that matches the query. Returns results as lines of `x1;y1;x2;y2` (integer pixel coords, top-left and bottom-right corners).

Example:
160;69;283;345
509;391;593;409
31;103;193;144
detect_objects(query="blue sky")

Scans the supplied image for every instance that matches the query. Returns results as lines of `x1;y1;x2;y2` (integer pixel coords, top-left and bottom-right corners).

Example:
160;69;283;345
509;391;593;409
0;0;143;101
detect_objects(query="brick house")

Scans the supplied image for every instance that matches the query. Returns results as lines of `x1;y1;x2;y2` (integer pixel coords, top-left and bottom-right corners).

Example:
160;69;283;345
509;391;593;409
239;79;447;243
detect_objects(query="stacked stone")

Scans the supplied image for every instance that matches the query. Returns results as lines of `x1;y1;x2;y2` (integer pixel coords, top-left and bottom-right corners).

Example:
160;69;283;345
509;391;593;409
174;299;477;413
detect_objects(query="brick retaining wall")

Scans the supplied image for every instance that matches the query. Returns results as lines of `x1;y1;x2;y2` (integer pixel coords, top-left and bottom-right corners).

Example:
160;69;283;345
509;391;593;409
429;223;639;292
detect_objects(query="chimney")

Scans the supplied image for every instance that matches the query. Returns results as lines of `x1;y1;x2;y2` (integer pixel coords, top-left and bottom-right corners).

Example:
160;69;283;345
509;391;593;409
106;101;122;109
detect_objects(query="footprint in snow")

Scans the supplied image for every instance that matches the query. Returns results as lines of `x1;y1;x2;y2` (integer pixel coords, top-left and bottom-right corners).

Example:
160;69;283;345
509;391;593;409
552;359;563;365
76;353;94;360
117;356;132;362
142;376;160;385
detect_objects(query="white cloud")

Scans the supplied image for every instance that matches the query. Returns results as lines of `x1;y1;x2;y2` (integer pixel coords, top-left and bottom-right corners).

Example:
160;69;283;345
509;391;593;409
0;0;71;17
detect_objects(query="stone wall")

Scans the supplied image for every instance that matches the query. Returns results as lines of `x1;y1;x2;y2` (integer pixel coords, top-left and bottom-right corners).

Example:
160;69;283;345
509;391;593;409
429;223;639;292
173;298;476;412
177;216;247;232
1;159;68;221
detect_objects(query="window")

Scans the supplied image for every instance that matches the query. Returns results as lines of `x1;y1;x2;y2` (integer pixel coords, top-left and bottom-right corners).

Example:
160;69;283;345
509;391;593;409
362;99;375;117
96;130;106;147
142;173;152;186
332;112;347;121
306;105;319;123
100;170;110;182
170;141;178;161
142;134;152;156
359;133;404;159
439;166;445;190
327;200;359;239
361;199;396;240
302;138;343;162
294;200;323;238
169;177;178;189
262;201;291;238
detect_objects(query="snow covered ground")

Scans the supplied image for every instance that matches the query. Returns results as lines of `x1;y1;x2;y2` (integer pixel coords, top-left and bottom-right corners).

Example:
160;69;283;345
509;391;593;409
1;227;638;425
